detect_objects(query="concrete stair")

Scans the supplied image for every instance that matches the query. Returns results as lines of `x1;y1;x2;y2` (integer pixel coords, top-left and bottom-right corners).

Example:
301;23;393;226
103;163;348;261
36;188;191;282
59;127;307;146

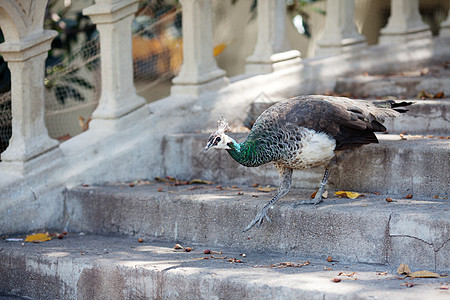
2;68;449;299
164;133;450;198
1;183;449;299
334;66;450;99
248;98;450;135
2;234;449;300
63;183;449;271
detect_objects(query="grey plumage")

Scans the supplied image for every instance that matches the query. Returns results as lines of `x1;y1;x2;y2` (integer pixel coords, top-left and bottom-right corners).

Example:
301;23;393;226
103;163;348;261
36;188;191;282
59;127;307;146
205;95;412;231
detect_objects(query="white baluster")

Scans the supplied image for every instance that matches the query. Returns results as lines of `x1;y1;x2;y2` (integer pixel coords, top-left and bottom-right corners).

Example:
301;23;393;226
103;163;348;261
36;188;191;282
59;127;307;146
440;7;450;37
171;0;228;96
83;0;148;131
246;0;301;74
379;0;431;44
0;0;60;174
315;0;366;57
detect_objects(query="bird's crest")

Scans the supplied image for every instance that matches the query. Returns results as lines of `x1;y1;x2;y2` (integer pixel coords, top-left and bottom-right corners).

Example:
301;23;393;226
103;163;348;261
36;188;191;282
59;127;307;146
217;117;230;133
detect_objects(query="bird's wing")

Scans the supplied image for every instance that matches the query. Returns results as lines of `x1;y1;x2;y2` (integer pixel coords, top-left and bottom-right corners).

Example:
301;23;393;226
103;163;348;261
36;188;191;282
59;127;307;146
251;96;392;150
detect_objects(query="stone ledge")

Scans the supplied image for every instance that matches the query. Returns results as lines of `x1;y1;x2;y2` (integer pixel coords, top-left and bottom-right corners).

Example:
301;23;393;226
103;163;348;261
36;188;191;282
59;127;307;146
163;133;450;197
64;183;450;270
1;234;449;300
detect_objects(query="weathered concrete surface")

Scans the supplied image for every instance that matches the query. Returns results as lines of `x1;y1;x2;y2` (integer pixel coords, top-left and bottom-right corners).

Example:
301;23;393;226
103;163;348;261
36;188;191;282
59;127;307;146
1;234;449;300
247;99;450;135
163;133;450;197
65;183;450;271
335;72;450;98
2;36;450;236
382;100;450;135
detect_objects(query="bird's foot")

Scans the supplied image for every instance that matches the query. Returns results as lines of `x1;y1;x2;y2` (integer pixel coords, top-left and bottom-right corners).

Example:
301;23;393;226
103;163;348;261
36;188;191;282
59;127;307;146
243;207;271;232
293;195;323;206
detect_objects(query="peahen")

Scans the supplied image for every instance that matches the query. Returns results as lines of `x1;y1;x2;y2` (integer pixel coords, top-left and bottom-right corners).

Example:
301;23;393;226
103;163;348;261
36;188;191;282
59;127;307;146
204;95;412;231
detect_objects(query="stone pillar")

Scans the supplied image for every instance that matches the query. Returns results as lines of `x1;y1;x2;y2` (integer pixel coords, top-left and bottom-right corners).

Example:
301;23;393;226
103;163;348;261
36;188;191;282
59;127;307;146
83;0;148;131
379;0;431;44
440;7;450;37
245;0;301;74
171;0;228;96
315;0;366;57
0;31;59;167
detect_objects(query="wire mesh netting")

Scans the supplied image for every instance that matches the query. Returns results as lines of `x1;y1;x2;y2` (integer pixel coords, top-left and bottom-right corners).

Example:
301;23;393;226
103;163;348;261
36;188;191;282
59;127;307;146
43;0;182;142
0;0;182;158
0;91;11;155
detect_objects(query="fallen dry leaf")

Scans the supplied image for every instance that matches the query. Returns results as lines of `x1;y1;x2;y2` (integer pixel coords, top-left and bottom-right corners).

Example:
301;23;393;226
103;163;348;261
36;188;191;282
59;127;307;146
397;263;411;275
174;244;183;250
409;270;441;278
416;89;434;99
192;256;210;260
402;282;415;288
334;191;363;199
256;185;278;192
254;261;309;268
190;179;213;185
25;233;51;243
228;258;244;263
435;91;445;98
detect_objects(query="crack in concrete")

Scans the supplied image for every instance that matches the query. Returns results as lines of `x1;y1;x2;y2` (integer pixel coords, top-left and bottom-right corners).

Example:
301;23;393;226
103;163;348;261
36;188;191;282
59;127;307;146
390;234;436;270
435;238;450;253
384;213;393;265
389;234;433;246
25;182;38;201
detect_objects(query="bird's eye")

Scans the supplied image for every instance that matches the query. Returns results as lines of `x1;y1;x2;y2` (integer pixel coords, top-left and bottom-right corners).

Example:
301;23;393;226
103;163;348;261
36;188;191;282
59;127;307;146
215;137;221;143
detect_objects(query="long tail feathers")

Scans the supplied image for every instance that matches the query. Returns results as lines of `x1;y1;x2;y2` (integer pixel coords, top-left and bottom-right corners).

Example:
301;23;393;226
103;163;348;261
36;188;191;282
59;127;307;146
372;100;413;113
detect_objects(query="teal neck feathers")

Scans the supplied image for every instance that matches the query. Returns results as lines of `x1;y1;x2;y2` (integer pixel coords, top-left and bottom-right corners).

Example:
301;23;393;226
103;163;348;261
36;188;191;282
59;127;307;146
226;137;271;167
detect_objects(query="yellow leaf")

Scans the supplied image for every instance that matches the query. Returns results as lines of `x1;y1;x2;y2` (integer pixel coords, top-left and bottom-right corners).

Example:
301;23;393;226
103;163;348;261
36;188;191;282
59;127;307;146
334;191;363;199
190;179;213;185
397;263;411;275
213;43;227;56
256;185;278;192
409;270;441;278
25;233;51;243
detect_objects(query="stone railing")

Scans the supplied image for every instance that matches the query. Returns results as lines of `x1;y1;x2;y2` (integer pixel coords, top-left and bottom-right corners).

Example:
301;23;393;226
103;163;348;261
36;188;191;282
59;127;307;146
0;0;449;177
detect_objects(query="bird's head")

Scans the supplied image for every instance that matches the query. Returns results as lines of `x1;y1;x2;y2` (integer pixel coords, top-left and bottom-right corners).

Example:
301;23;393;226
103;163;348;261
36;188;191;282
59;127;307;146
204;118;233;151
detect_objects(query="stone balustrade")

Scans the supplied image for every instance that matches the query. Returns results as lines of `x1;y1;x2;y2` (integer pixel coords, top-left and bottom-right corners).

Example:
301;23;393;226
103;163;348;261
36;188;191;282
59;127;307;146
0;0;448;176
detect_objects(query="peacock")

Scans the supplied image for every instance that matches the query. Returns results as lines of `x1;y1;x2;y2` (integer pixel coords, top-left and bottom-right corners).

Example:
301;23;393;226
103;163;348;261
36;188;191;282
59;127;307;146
204;95;412;231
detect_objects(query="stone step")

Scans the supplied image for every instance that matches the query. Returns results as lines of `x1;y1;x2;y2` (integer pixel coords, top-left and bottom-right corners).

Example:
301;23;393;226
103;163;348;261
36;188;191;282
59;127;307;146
1;234;448;300
163;133;450;197
247;98;450;135
64;183;450;271
334;72;450;98
382;100;449;135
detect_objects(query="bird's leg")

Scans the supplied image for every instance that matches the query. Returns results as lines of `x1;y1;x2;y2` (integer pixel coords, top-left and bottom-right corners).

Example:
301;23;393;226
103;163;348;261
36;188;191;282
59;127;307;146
293;168;330;206
243;166;292;232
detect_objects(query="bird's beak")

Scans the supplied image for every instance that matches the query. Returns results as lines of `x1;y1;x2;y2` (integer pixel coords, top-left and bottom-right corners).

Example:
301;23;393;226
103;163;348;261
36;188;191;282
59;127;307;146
204;142;213;152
